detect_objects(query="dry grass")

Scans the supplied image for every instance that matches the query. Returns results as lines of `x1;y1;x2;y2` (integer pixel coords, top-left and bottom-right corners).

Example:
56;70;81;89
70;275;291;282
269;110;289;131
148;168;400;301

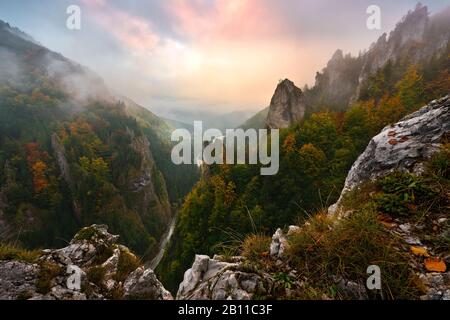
286;210;420;299
0;245;41;263
241;234;271;262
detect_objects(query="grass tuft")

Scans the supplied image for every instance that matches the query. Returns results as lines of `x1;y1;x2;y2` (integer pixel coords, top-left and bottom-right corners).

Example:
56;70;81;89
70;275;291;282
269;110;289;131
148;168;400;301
0;245;41;263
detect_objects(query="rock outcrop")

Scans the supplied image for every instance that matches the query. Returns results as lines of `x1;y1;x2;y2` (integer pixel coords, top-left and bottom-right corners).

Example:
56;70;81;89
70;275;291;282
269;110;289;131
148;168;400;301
266;79;307;129
330;95;450;214
0;225;172;300
177;255;275;300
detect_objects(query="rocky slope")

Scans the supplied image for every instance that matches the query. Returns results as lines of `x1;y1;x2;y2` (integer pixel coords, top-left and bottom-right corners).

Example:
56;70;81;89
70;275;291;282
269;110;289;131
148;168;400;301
0;225;172;300
266;79;307;129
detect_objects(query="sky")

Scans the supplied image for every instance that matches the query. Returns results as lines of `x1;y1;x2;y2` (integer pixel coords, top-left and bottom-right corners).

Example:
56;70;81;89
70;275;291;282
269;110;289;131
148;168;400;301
0;0;449;119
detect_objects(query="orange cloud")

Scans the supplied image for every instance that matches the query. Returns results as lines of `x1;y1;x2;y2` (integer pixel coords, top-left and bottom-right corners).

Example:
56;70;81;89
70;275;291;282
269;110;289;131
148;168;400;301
169;0;283;42
78;0;333;113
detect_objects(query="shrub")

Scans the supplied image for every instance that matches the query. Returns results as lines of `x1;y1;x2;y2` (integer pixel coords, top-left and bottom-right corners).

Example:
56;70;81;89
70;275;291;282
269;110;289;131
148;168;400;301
374;173;438;217
114;247;141;283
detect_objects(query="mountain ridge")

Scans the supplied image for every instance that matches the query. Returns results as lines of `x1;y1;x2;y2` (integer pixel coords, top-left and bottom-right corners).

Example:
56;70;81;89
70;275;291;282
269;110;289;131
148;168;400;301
0;19;198;257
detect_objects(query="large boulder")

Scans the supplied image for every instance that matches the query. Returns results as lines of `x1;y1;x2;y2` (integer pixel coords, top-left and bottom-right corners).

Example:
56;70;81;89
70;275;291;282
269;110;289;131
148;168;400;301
123;267;173;300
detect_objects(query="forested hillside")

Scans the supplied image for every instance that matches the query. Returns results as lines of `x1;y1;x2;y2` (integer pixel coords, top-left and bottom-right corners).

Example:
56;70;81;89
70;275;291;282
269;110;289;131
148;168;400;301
0;20;198;256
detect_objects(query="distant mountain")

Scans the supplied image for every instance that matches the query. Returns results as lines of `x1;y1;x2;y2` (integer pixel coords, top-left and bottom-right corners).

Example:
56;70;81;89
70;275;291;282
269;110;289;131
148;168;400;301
239;107;269;130
161;108;254;131
0;19;198;255
162;117;194;133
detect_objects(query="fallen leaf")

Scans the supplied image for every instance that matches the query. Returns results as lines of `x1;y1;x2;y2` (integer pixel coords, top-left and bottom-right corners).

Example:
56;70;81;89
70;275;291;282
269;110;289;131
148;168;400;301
377;213;394;223
410;246;430;257
260;251;269;257
378;214;396;228
388;139;399;145
424;258;447;272
380;221;397;229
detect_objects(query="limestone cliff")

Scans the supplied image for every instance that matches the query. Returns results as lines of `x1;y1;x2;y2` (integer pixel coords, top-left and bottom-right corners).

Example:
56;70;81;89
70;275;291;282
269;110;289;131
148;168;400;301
266;79;307;129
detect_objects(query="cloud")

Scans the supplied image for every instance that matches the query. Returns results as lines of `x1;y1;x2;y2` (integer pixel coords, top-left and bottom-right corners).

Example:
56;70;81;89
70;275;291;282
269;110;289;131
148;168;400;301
81;0;160;53
77;0;326;113
41;0;448;117
167;0;283;42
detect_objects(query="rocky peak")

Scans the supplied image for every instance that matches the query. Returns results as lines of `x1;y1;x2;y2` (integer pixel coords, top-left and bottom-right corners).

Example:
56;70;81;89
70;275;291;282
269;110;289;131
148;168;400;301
266;79;306;129
328;49;344;65
391;3;428;46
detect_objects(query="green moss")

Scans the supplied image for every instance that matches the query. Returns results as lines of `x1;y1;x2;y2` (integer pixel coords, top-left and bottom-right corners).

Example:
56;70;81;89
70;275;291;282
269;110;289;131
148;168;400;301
0;245;41;263
73;226;100;241
87;265;107;287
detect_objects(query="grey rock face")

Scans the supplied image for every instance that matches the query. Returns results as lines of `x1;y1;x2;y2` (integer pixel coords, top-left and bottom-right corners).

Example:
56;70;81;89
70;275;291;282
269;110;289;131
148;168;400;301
0;261;40;300
266;79;306;129
130;135;171;224
123;267;173;300
177;255;273;300
419;272;450;300
270;228;288;259
269;226;301;259
51;133;81;221
330;95;450;214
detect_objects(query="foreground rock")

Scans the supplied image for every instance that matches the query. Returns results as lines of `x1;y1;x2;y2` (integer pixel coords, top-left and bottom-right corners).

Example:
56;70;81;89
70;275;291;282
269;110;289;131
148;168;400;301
177;255;275;300
330;95;450;214
0;225;172;300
